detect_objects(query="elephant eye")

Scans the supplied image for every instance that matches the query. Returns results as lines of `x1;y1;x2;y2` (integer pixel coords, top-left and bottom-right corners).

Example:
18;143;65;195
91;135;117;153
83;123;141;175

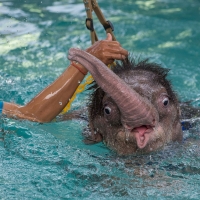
104;106;111;115
163;97;169;106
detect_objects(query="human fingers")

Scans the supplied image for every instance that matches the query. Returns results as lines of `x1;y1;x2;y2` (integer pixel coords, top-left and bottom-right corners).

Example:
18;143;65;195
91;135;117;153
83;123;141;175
106;58;115;65
85;36;128;64
104;52;126;61
105;41;128;56
104;44;128;58
118;47;128;57
105;33;112;41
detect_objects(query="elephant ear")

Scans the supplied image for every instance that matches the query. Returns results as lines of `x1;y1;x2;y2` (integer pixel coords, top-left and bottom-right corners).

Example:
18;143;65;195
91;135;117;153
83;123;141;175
180;101;200;130
82;124;103;145
180;101;200;120
56;109;88;122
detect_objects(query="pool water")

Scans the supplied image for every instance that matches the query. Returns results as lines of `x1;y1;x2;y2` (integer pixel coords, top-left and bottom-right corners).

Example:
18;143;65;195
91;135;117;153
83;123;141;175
1;0;200;199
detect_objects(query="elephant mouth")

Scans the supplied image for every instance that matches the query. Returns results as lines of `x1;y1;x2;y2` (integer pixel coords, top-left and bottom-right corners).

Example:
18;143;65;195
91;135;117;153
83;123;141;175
127;125;153;149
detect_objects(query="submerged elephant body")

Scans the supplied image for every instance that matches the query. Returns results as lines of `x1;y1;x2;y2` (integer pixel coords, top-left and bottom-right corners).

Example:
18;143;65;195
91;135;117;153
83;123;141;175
68;48;183;155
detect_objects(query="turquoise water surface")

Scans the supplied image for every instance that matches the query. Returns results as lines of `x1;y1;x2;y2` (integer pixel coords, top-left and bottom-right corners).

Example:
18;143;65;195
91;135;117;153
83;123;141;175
0;0;200;199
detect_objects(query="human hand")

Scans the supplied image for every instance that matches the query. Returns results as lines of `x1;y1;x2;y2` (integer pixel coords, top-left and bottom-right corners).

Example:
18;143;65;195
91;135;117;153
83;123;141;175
86;33;128;65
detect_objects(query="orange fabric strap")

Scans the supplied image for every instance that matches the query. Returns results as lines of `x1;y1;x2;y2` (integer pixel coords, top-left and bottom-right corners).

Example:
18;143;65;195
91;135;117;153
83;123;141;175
71;61;88;75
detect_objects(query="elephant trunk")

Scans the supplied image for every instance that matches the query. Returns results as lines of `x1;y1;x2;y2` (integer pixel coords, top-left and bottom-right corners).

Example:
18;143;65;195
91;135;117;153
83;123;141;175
68;48;159;130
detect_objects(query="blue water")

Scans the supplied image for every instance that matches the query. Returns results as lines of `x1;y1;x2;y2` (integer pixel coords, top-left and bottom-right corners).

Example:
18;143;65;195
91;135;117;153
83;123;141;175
0;0;200;199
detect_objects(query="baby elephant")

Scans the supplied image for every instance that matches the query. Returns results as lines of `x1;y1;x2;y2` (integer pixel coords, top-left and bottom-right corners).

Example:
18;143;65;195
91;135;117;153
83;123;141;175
68;48;183;155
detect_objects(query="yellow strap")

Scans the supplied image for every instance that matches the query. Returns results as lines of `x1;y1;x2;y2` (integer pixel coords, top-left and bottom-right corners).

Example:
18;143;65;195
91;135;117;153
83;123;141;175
61;1;117;114
61;63;116;114
61;74;93;114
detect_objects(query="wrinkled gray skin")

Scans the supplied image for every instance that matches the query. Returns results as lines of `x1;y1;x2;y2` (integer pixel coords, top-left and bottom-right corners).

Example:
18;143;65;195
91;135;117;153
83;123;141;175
68;48;183;155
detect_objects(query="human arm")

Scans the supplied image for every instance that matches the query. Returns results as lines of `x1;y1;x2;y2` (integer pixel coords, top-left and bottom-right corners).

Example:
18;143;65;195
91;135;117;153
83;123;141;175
2;33;128;122
2;64;86;122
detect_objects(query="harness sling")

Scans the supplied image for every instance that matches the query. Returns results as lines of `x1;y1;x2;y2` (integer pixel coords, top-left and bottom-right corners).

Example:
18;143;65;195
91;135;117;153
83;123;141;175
83;0;116;44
